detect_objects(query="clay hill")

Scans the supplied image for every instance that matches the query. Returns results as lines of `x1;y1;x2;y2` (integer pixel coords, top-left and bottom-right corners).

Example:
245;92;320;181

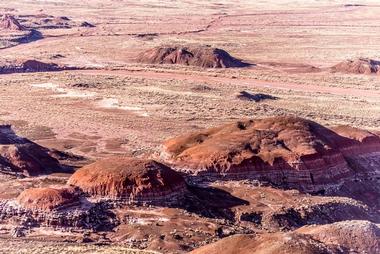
0;125;62;176
68;156;187;204
162;116;380;191
331;58;380;75
137;45;249;68
190;220;380;254
0;14;25;31
17;187;80;211
1;187;113;230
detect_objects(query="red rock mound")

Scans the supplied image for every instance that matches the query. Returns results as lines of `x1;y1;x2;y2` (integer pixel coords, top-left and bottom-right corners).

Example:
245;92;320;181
68;156;187;204
20;60;60;72
190;220;380;254
331;58;380;74
17;187;80;211
0;125;62;176
37;16;73;29
137;45;249;68
162;116;380;190
0;60;61;74
0;14;25;31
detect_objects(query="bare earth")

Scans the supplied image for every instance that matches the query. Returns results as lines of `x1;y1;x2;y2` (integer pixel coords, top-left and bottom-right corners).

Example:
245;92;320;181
0;0;380;253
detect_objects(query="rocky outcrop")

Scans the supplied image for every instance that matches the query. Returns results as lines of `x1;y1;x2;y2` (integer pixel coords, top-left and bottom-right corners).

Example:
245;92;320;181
80;21;95;28
0;125;62;177
325;178;380;210
0;199;116;230
68;156;188;205
262;199;374;230
0;60;62;74
137;45;249;68
17;187;80;212
20;60;60;72
0;186;117;231
236;91;277;102
19;15;74;29
331;58;380;75
162;116;380;191
13;14;93;30
41;16;72;29
190;220;380;254
0;14;25;31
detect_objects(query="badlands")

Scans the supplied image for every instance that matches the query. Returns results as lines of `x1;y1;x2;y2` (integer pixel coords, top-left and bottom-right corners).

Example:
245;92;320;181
0;0;379;253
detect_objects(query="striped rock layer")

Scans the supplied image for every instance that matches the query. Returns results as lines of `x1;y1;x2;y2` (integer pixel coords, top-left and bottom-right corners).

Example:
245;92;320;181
68;156;187;204
162;116;380;191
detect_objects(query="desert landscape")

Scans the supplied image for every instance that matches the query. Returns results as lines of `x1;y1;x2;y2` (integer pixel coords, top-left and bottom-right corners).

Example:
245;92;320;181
0;0;379;253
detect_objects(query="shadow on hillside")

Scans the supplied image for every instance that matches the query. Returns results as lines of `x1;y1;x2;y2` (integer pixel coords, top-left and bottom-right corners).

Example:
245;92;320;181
12;29;43;44
0;125;82;176
179;185;249;220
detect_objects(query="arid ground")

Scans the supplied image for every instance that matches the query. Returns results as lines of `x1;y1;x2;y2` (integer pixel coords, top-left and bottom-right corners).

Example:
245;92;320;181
0;1;380;253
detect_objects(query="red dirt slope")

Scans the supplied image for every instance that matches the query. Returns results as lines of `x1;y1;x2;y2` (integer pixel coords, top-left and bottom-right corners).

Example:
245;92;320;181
0;125;62;176
137;45;249;68
68;156;187;204
162;116;380;190
17;187;80;211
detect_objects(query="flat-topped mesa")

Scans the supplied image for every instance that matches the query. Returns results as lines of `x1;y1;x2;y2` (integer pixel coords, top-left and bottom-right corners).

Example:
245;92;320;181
137;45;249;68
331;58;380;75
67;156;188;205
0;125;62;176
162;116;380;191
0;14;26;31
17;187;80;212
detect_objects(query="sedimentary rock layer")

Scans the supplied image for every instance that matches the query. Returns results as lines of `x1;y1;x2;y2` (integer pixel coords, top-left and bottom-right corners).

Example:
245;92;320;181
162;116;380;191
0;199;115;229
17;187;80;212
68;156;187;204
